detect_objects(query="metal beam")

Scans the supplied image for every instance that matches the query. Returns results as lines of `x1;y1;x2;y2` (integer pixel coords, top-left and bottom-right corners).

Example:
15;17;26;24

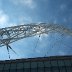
0;23;72;47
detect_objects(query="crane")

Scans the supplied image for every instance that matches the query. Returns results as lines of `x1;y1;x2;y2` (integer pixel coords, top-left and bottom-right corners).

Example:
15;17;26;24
0;23;72;59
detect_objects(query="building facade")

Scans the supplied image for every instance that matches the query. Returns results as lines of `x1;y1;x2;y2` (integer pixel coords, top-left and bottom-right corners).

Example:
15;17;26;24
0;55;72;72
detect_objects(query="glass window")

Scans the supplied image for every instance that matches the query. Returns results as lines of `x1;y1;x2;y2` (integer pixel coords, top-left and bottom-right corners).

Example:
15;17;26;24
10;69;16;72
53;69;59;72
0;64;4;70
66;67;72;72
17;69;23;72
64;60;71;66
51;60;58;67
52;67;59;72
10;63;16;69
31;68;37;72
45;68;51;72
60;69;66;72
38;62;44;67
38;68;44;72
58;60;65;66
4;63;10;70
24;62;30;68
59;67;66;72
24;68;30;72
67;70;72;72
44;61;51;67
31;62;37;68
70;59;72;66
3;70;9;72
17;63;23;69
0;70;2;72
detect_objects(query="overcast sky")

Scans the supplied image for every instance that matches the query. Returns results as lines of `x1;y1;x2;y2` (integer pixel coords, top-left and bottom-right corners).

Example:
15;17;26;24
0;0;72;60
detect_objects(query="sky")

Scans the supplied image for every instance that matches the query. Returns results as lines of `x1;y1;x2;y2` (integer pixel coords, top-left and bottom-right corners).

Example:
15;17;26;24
0;0;72;60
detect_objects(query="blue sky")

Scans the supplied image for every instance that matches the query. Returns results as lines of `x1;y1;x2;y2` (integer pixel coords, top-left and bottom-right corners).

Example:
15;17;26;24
0;0;72;60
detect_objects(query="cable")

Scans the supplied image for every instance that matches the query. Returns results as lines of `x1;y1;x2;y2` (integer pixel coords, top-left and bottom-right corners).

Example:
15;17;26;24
7;45;17;55
34;35;40;52
7;45;10;59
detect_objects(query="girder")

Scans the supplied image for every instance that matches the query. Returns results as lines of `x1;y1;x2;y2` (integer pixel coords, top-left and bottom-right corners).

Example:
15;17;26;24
0;23;72;47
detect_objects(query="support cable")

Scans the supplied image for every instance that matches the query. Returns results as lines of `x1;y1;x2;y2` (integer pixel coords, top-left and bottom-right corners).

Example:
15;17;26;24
34;35;40;52
7;44;17;55
7;45;10;59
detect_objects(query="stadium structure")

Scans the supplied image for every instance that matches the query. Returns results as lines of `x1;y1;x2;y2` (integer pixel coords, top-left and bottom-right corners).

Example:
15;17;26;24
0;23;72;72
0;55;72;72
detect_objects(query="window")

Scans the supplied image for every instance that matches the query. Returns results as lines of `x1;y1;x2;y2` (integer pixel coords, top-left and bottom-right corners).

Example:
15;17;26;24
0;70;2;72
60;69;66;72
64;60;71;66
52;69;59;72
38;62;44;67
66;66;72;72
44;61;51;67
24;68;30;72
71;59;72;66
4;63;10;70
58;60;65;66
31;62;37;72
31;68;37;72
10;63;16;69
3;70;9;72
45;68;51;72
31;62;37;68
59;67;66;72
52;67;59;72
50;60;58;67
24;62;30;68
17;69;23;72
38;67;44;72
0;64;4;70
17;63;23;69
10;69;16;72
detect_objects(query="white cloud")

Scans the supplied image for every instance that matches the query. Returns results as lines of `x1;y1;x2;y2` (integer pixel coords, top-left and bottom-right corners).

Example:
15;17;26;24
10;0;36;9
0;10;17;28
0;10;9;28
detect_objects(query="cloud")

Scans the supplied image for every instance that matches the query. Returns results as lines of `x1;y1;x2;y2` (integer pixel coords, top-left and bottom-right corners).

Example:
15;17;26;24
0;10;9;28
60;4;67;10
58;51;66;55
0;10;17;28
10;0;36;9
